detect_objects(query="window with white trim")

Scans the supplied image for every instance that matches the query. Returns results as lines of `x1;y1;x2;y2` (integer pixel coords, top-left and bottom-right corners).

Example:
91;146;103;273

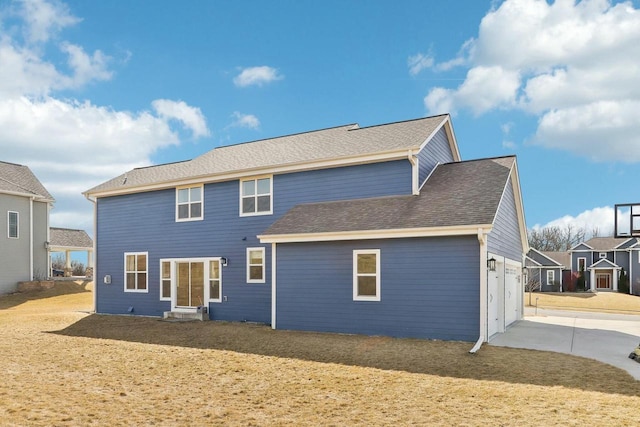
577;257;586;271
7;211;18;239
240;176;272;216
246;247;266;283
209;260;221;301
599;252;607;259
546;270;555;286
353;249;381;301
160;260;171;301
176;185;203;221
125;252;148;292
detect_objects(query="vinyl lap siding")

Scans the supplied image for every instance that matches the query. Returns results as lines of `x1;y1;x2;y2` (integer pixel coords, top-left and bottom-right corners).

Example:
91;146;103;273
95;160;413;320
275;236;480;341
0;195;31;293
487;176;523;263
418;127;454;187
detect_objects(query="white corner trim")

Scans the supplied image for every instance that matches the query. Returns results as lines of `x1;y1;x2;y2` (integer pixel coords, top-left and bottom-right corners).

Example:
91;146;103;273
271;243;277;329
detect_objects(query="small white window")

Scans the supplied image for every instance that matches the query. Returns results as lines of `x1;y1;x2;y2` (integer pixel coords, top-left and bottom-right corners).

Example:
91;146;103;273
247;247;266;283
160;260;171;301
577;257;586;271
8;211;18;239
546;270;555;286
353;249;381;301
209;259;222;302
176;185;203;221
124;252;148;292
599;252;607;259
240;176;272;216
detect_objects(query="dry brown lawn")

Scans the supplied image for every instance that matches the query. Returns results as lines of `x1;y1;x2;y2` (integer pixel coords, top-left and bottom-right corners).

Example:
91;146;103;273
1;282;640;426
526;291;640;314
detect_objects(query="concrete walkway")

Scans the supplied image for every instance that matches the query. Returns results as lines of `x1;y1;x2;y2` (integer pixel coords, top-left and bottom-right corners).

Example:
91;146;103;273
490;307;640;381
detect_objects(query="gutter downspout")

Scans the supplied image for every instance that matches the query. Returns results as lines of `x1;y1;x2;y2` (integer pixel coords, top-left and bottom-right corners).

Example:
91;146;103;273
85;194;98;313
470;228;488;354
29;196;34;280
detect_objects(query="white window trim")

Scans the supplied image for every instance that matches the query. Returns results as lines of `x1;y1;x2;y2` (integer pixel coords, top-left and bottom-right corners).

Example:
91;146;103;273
159;260;172;301
159;257;223;304
246;247;266;283
239;175;273;217
175;185;204;222
353;249;381;302
124;252;149;293
577;257;587;271
599;252;607;259
546;270;555;285
7;211;18;239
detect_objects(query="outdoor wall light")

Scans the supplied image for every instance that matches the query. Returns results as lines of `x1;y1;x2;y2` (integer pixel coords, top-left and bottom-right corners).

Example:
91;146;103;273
487;257;497;272
221;257;228;267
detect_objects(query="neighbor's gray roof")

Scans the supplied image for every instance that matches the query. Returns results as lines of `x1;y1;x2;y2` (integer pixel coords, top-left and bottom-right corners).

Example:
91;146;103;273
86;115;450;195
541;251;570;267
50;227;93;249
261;156;515;236
0;161;54;201
584;236;636;251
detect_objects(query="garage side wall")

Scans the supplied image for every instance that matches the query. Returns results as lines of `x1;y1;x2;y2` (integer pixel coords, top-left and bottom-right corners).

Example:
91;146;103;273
275;236;480;342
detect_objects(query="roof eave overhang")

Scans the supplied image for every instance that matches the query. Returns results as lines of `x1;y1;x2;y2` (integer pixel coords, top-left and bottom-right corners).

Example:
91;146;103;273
50;245;93;252
258;224;493;244
85;148;416;199
0;189;53;203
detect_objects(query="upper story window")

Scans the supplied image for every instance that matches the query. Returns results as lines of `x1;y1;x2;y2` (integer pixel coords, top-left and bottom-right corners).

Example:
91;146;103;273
125;252;148;292
353;249;381;301
7;211;18;239
176;185;203;221
599;252;607;259
240;176;272;216
577;257;586;271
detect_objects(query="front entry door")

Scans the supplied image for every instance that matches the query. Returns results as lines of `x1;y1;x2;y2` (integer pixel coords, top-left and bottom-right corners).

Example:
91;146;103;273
176;261;205;308
596;273;611;290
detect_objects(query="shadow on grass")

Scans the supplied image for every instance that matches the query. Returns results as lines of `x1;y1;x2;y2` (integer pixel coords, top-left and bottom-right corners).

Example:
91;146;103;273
0;281;92;310
52;314;640;396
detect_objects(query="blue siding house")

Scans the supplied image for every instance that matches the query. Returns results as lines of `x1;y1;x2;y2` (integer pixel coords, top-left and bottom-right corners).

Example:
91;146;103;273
85;114;528;342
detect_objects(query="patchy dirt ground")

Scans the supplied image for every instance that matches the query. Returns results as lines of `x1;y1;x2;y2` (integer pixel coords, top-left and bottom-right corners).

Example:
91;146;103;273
1;282;639;426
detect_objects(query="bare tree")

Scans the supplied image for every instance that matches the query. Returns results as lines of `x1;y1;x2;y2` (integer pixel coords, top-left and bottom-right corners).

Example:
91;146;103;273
528;225;590;251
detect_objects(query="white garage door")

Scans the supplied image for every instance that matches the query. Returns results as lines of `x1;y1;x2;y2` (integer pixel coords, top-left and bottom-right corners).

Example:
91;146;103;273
504;263;521;327
488;268;499;337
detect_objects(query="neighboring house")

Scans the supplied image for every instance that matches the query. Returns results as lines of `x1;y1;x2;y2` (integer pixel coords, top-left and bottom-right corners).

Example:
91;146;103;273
84;114;528;342
569;236;640;294
50;227;94;277
0;161;55;294
525;248;568;292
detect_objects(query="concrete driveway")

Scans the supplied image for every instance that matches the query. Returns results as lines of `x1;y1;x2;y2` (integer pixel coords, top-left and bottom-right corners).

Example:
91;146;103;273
490;308;640;380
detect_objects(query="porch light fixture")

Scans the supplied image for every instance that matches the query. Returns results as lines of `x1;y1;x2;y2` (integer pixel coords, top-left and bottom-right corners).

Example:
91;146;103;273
221;257;228;267
487;257;497;272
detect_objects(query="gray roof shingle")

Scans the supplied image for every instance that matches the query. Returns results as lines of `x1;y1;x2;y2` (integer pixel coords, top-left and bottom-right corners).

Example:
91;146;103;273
50;227;93;249
86;115;450;195
541;251;570;267
0;161;54;201
584;237;637;251
261;157;515;236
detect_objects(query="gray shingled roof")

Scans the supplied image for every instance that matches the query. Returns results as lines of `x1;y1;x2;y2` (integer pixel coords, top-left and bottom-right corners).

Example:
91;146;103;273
86;115;450;195
584;236;636;251
541;251;570;267
261;157;514;236
50;227;93;249
0;161;54;201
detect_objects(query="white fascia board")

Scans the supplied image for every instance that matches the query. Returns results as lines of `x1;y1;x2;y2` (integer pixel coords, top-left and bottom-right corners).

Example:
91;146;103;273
0;189;54;203
416;115;461;162
569;242;594;251
85;149;414;199
490;160;529;254
258;224;493;244
528;248;563;266
50;245;93;252
614;238;635;249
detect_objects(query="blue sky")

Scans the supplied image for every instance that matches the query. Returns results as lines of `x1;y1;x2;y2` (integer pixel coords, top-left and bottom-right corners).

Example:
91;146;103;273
1;0;640;238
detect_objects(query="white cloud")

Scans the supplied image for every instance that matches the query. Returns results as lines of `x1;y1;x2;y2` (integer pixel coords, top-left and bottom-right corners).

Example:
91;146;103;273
0;0;211;232
424;0;640;162
407;53;434;76
533;206;615;237
233;66;283;87
229;111;260;129
152;99;210;138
